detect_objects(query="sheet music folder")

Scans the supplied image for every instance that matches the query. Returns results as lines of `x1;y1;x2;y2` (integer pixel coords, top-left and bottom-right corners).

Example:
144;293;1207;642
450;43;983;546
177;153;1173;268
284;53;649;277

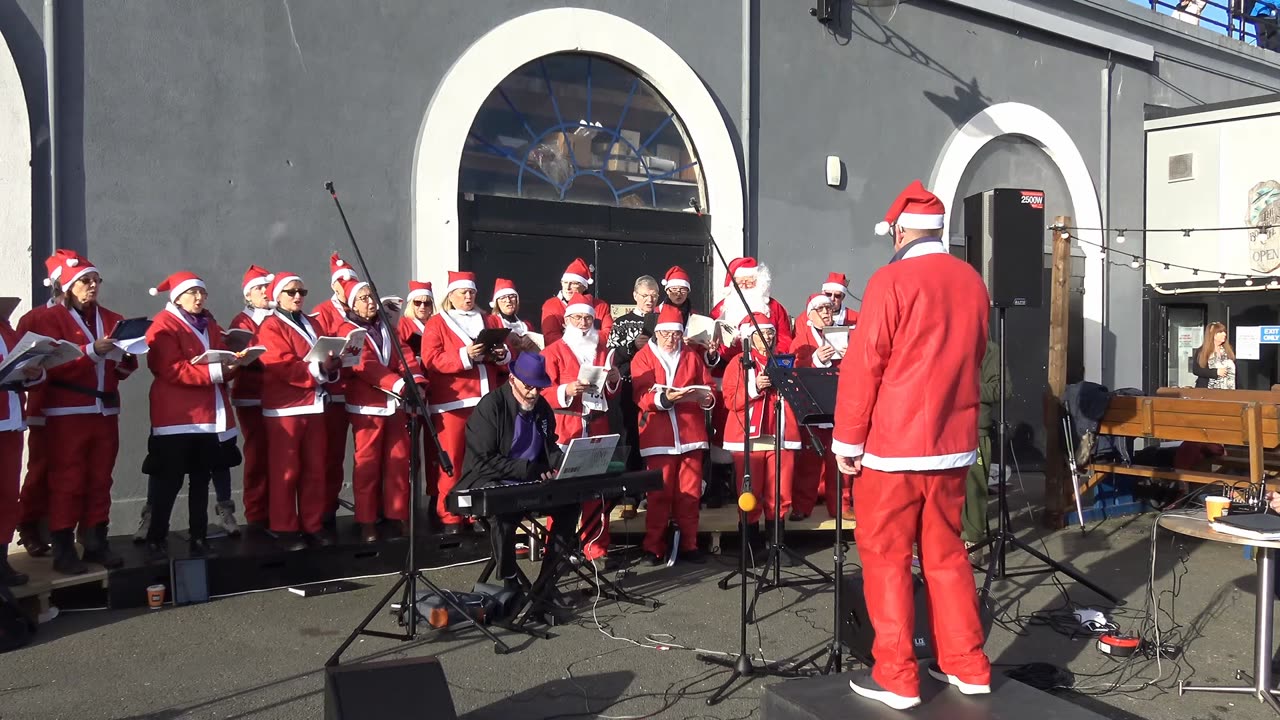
763;363;839;426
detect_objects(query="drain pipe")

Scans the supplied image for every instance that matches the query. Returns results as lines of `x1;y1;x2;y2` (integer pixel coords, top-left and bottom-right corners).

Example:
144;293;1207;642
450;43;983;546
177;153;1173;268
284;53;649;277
43;0;56;252
740;0;752;258
1099;52;1113;383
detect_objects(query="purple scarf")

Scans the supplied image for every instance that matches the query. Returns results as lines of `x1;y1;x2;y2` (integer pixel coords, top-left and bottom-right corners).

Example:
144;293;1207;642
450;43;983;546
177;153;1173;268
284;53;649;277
179;307;210;335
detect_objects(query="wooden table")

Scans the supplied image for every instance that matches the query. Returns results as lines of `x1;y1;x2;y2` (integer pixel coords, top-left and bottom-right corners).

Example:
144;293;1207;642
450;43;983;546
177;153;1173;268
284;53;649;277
1159;512;1280;712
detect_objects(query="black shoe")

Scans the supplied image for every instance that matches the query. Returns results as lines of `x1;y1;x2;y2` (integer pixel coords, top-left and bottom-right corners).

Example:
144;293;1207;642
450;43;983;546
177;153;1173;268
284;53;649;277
644;552;665;566
80;524;124;569
144;540;170;564
358;523;379;544
276;533;307;552
307;530;337;548
50;529;87;575
383;520;404;540
681;548;708;564
188;537;215;557
847;670;921;710
0;546;28;586
788;510;807;522
16;524;50;557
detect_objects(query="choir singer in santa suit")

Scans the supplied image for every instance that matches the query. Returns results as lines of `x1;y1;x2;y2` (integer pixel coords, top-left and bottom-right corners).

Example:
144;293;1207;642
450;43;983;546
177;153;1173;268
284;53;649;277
0;313;46;586
541;293;621;563
789;293;853;522
311;252;356;533
539;258;613;346
711;257;793;358
336;278;422;543
229;265;274;529
630;304;714;565
421;271;513;533
32;251;137;575
258;272;342;550
397;280;434;373
490;278;541;356
821;272;859;327
833;180;992;710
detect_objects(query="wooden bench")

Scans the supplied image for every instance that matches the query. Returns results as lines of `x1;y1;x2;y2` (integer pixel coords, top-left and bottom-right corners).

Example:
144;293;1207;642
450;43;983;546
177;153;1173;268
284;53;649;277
1084;395;1280;494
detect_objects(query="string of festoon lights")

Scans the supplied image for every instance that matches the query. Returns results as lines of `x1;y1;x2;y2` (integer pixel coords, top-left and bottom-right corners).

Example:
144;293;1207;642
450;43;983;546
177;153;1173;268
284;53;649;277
1051;223;1280;290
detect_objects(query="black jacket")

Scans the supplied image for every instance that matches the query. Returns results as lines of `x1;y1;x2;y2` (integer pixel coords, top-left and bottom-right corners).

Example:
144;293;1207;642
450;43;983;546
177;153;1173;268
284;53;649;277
456;384;564;492
1189;355;1216;388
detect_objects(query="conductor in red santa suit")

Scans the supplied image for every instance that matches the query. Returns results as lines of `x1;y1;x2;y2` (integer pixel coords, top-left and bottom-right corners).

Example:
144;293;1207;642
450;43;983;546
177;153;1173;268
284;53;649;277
539;258;613;346
420;271;513;533
140;272;242;559
630;304;714;565
259;272;343;550
710;257;794;357
721;312;802;562
789;293;853;521
32;251;138;574
229;265;274;528
0;315;47;586
336;278;422;543
834;180;992;710
821;272;859;327
541;293;622;562
310;251;356;532
490;278;541;356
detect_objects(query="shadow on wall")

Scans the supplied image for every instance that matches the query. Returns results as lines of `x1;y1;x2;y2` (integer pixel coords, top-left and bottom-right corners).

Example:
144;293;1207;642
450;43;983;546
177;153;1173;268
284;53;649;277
0;0;49;299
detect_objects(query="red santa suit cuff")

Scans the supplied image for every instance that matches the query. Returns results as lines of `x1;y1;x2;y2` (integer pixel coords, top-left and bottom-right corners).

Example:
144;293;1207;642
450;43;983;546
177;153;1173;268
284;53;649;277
830;439;864;457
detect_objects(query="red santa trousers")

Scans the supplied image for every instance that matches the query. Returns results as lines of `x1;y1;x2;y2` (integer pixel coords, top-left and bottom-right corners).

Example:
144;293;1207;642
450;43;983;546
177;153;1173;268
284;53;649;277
642;454;701;556
265;414;329;534
17;425;48;526
432;409;472;526
323;403;349;517
349;412;410;524
733;450;795;525
854;466;990;697
235;406;269;524
792;429;852;517
0;430;22;543
46;414;118;532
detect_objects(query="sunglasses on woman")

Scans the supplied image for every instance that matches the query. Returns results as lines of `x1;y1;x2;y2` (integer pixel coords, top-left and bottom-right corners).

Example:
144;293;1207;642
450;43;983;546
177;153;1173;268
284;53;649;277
282;288;309;297
412;300;432;308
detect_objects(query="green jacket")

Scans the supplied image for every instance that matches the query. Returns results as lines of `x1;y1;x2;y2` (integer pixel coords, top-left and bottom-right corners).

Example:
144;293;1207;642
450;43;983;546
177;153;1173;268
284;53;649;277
977;340;1008;437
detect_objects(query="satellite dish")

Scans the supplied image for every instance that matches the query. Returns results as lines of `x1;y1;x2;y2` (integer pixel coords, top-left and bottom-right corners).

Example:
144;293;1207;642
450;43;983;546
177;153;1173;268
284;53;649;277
854;0;901;23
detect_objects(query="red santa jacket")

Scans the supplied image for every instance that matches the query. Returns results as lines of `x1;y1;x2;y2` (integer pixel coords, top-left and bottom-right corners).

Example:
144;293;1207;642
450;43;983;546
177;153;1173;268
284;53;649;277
397;314;427;374
309;296;349;402
630;342;712;457
721;350;801;452
420;310;512;414
258;310;336;417
229;307;269;407
337;318;422;416
15;304;52;425
541;339;619;446
146;306;237;438
832;240;990;471
31;302;136;417
792;321;842;371
539;294;613;347
711;296;794;355
0;320;42;432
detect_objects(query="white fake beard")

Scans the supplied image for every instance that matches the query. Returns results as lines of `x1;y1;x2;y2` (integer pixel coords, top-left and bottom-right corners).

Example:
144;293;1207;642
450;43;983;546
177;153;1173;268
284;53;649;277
721;285;767;325
563;325;600;365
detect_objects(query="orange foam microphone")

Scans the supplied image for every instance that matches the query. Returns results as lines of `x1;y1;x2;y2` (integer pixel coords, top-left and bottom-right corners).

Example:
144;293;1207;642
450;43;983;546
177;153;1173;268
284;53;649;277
738;489;758;513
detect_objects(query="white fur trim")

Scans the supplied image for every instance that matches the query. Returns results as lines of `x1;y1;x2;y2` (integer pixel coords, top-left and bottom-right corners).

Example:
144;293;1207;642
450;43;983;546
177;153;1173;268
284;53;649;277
895;211;945;230
331;268;356;283
63;265;99;288
808;295;833;311
242;275;270;297
653;321;683;332
67;258;78;267
830;439;864;457
563;302;592;317
406;288;434;302
346;281;371;303
446;279;477;295
874;221;891;236
562;272;592;286
489;287;518;307
821;282;847;295
732;266;757;278
740;320;773;333
168;277;206;302
662;278;690;289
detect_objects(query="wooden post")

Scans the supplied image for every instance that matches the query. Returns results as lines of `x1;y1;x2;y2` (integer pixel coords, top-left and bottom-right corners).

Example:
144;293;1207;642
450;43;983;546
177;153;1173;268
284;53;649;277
1041;217;1072;529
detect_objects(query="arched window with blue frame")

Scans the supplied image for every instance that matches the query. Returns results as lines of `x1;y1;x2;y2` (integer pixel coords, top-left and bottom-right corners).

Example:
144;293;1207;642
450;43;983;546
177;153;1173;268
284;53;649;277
460;53;704;212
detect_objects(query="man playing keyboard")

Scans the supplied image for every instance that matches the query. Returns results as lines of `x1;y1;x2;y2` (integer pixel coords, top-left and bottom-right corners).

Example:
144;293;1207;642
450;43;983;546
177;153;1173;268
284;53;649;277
457;351;581;617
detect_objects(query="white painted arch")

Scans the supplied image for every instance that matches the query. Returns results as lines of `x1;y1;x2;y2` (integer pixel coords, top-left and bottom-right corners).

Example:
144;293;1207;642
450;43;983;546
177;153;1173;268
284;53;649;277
0;32;30;317
412;8;743;292
929;102;1104;382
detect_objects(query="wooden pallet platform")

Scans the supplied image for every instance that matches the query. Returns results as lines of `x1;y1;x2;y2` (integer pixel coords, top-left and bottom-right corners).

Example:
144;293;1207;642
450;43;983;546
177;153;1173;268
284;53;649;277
6;548;108;615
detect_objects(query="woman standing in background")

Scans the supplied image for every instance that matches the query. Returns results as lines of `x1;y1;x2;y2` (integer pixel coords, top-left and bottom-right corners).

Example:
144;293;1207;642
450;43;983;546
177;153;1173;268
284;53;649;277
1191;322;1236;389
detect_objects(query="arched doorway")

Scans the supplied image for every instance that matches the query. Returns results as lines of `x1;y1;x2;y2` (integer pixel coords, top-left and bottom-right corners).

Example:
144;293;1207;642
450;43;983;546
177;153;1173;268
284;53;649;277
412;7;743;305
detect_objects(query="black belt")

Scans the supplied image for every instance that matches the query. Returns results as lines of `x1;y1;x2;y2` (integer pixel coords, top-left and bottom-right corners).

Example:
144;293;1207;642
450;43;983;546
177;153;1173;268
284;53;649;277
50;379;119;408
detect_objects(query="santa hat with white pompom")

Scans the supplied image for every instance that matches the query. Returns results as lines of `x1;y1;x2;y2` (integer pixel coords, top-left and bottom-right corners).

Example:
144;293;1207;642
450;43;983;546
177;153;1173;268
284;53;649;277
874;179;946;236
330;252;356;284
150;271;206;303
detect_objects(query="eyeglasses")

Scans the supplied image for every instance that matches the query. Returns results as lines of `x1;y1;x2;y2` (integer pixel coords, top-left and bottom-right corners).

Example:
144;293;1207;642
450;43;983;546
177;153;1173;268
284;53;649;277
412;300;432;308
824;292;844;300
281;288;309;297
635;293;660;301
354;294;377;305
181;288;208;298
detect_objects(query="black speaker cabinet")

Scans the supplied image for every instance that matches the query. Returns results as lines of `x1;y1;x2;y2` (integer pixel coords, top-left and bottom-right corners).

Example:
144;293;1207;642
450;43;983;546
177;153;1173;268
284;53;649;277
839;571;993;666
324;656;457;720
964;189;1046;308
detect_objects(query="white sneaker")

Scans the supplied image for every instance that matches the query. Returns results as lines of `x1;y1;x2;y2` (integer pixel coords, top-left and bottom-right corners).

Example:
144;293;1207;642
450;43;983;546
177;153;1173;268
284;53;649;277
216;501;241;537
927;663;991;695
848;671;921;710
132;505;151;543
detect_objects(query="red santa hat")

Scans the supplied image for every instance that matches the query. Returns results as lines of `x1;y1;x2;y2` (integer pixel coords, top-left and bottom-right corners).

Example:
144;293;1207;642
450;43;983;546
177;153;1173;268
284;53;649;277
739;312;774;335
724;257;758;287
42;249;79;287
821;272;849;296
445;270;477;295
489;278;519;307
242;264;274;297
268;271;303;306
49;251;98;289
406;280;433;303
875;180;946;236
561;258;594;287
150;271;206;303
338;277;370;306
652;304;685;332
661;266;691;290
330;252;356;283
562;292;593;317
807;292;833;312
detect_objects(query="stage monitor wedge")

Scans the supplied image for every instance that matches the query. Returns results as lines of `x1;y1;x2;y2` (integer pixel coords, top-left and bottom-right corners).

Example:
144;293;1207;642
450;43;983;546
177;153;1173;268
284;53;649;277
964;188;1046;308
324;656;457;720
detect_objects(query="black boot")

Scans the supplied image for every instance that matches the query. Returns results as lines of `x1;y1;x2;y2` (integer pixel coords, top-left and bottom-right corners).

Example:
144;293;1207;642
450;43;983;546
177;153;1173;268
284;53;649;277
777;519;800;567
0;545;28;586
80;524;124;569
16;523;50;557
188;534;214;557
51;529;87;575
